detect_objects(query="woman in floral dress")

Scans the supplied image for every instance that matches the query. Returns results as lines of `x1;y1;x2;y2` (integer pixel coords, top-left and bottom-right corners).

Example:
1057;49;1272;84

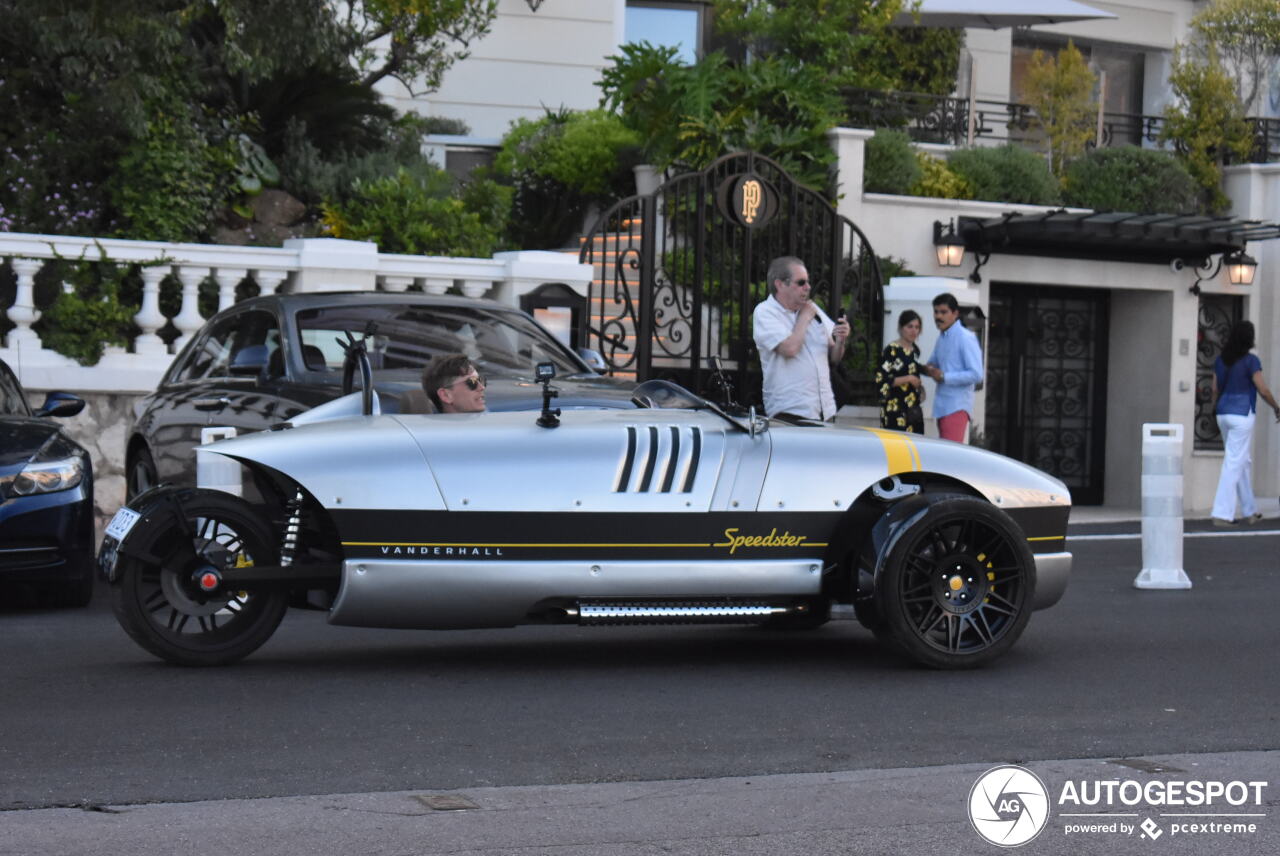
877;309;925;433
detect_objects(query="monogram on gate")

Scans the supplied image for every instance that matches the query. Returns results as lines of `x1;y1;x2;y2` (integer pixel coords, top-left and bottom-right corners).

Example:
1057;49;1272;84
740;179;762;224
717;172;778;230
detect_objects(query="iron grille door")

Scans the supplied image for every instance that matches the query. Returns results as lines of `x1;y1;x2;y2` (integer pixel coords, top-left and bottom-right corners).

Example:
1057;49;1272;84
988;285;1110;505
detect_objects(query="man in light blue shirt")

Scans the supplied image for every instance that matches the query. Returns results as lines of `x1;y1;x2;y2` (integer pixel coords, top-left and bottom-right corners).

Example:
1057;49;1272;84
922;292;983;442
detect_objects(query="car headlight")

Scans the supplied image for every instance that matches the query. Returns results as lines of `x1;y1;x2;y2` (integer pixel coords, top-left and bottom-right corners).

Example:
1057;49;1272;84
1;456;85;497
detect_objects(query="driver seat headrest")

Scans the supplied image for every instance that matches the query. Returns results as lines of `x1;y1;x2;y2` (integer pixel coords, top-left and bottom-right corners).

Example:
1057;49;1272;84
398;388;437;414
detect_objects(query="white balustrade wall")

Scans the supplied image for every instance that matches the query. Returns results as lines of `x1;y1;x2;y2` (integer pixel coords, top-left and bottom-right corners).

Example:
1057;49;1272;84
0;233;592;393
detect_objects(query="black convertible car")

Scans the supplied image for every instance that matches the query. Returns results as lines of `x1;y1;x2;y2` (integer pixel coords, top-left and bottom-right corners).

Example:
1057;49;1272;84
126;292;631;498
0;358;95;607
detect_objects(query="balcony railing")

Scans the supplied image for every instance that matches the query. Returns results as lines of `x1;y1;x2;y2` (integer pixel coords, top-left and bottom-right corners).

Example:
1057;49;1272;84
842;88;1280;163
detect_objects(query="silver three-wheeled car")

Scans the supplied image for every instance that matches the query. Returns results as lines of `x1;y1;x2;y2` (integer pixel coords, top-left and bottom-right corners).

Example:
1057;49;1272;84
100;354;1071;669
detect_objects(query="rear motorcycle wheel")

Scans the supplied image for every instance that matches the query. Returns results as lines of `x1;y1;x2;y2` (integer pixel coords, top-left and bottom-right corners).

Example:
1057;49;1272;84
111;491;289;666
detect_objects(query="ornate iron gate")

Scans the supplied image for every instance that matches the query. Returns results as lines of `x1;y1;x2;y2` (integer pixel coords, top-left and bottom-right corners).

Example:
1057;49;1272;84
579;152;883;407
986;285;1110;505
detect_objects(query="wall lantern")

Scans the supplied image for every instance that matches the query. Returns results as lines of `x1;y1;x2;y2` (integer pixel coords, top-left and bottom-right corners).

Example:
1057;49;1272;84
1225;249;1257;285
933;219;966;268
1180;247;1259;295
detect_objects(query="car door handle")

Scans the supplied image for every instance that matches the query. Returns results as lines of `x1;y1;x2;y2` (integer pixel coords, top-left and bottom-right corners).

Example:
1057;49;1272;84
193;397;231;411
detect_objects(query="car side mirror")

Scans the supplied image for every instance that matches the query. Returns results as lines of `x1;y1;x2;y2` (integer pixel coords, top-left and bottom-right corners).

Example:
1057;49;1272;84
229;344;270;376
576;347;608;373
35;391;85;418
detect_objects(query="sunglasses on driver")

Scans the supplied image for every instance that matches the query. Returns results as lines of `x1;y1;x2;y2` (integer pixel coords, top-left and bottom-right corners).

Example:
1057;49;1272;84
449;374;486;391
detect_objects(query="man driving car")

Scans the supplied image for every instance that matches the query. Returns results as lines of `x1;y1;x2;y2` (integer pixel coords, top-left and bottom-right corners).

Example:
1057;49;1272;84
423;353;487;413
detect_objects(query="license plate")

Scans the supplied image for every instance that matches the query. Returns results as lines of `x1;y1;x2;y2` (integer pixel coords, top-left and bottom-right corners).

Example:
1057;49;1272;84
105;507;141;542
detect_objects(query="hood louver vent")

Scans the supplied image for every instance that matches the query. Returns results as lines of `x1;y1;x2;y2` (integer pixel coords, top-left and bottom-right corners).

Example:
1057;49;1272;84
614;425;701;493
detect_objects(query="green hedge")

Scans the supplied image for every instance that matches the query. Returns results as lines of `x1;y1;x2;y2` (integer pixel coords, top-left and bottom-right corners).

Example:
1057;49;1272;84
1061;146;1200;213
909;151;973;199
863;129;920;194
946;145;1060;205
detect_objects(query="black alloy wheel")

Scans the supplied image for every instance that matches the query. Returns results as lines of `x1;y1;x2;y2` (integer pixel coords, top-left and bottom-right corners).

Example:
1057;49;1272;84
874;497;1035;669
111;489;288;666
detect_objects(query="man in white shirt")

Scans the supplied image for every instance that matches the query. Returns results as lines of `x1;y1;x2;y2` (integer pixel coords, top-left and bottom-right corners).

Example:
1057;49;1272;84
751;256;850;421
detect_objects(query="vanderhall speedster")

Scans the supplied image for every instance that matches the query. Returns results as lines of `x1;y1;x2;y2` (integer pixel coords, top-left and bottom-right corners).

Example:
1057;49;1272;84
99;349;1072;669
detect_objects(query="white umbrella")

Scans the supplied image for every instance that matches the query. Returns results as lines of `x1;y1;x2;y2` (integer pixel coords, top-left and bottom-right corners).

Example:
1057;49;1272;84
892;0;1117;29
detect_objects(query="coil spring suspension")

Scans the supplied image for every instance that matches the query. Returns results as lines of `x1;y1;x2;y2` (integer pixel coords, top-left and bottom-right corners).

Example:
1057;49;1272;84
280;488;304;567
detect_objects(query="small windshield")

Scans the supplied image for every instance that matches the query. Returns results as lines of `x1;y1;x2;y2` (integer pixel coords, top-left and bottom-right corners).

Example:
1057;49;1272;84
631;378;763;434
294;303;583;379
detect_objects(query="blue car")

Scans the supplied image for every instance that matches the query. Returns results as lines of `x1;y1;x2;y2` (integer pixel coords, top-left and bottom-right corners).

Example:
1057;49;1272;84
0;358;95;607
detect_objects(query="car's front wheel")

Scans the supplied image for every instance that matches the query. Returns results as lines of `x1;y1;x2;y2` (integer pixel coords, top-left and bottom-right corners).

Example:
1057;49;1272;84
110;490;288;666
874;497;1035;669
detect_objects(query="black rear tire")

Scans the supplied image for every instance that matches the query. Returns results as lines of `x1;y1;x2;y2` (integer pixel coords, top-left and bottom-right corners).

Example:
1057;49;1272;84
874;497;1035;669
111;489;288;666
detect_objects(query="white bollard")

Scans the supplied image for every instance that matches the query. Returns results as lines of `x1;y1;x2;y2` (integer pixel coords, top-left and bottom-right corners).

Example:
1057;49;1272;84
197;426;241;496
1134;423;1192;589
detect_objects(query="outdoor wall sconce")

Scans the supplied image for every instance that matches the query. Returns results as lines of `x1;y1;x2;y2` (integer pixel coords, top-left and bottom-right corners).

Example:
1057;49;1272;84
933;219;966;267
1180;248;1258;295
1225;249;1258;285
525;0;546;10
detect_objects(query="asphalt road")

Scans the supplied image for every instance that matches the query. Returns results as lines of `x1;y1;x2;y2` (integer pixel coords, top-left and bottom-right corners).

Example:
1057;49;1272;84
2;530;1277;816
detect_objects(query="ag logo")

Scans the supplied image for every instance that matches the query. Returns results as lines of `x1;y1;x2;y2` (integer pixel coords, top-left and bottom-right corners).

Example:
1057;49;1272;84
968;765;1050;847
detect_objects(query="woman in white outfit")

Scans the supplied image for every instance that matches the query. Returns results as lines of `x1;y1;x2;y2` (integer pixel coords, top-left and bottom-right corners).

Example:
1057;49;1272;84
1211;321;1280;526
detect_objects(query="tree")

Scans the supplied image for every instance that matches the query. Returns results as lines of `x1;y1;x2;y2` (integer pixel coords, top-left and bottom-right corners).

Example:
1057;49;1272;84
1022;41;1097;178
0;0;499;240
599;45;843;193
713;0;962;96
194;1;497;94
1190;0;1280;113
1160;44;1253;213
599;0;962;196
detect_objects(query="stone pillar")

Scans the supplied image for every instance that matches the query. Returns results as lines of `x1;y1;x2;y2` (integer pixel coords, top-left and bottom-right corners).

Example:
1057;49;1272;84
492;251;595;308
171;266;210;352
633;164;661;197
133;266;170;356
213;267;248;313
827;127;875;229
282;238;379;292
379;275;415;292
6;258;43;349
460;279;493;299
252;269;290;296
